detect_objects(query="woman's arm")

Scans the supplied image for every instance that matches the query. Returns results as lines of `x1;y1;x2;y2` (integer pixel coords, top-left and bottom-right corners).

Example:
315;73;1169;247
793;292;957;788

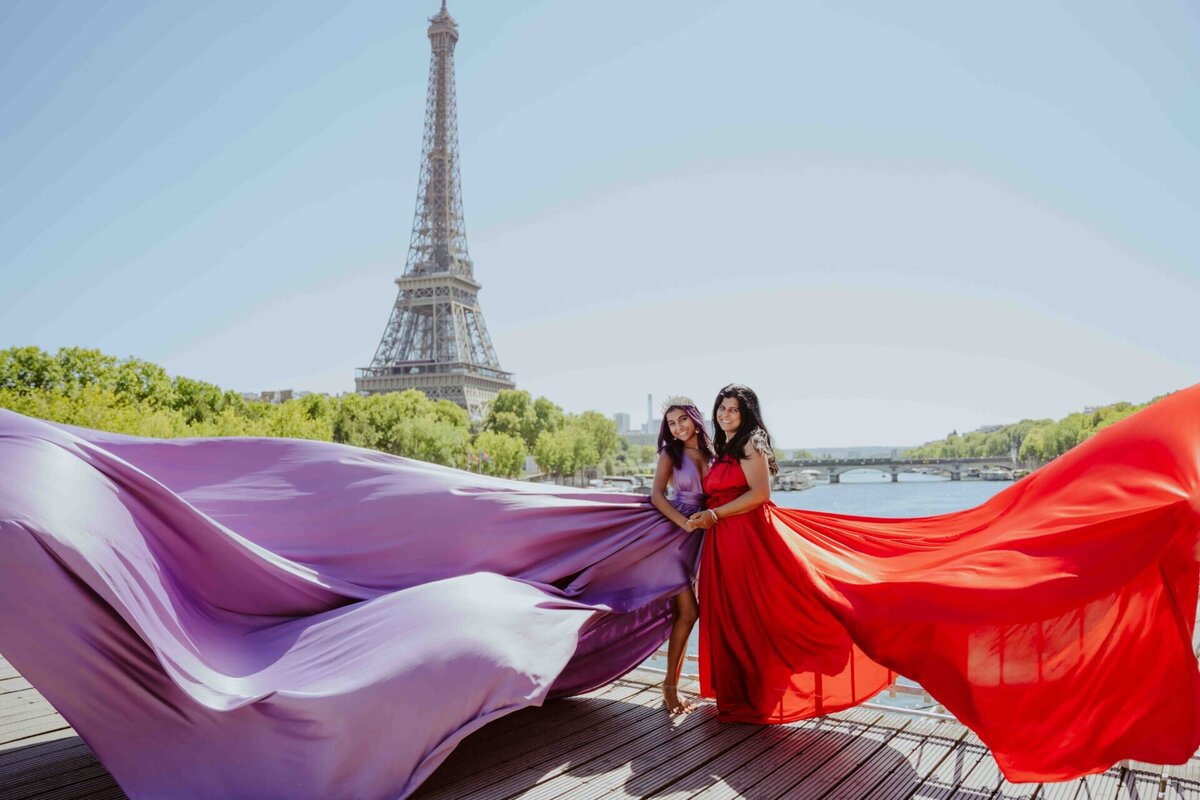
712;446;771;519
650;452;693;529
689;445;771;529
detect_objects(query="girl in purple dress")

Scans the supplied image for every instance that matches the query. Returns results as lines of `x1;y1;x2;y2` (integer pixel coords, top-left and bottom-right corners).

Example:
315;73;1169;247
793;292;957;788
648;396;714;713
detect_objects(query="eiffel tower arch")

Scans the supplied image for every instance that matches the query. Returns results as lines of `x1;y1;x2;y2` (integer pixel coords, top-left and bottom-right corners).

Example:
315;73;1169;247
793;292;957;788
356;2;514;419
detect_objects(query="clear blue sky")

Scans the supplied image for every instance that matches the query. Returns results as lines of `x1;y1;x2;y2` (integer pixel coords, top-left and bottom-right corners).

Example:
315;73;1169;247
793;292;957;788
2;1;1197;446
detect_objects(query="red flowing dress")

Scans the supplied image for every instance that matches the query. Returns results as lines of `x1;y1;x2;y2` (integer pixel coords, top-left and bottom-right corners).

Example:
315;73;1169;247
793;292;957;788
698;386;1200;783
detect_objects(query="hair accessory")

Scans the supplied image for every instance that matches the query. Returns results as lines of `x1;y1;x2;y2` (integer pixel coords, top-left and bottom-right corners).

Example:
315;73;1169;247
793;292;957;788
660;395;696;414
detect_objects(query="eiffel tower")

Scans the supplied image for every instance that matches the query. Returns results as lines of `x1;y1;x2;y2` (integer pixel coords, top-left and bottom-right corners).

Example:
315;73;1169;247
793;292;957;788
356;1;514;418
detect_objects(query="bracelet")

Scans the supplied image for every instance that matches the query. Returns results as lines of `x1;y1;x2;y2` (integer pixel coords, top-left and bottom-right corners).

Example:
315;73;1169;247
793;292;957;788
708;509;719;525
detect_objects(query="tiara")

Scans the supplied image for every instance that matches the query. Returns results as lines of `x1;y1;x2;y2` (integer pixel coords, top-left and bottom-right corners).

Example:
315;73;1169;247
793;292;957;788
660;395;696;413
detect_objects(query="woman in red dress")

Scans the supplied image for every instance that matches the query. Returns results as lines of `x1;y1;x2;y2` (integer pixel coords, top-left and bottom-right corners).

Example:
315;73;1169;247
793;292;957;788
690;383;884;724
687;383;1200;782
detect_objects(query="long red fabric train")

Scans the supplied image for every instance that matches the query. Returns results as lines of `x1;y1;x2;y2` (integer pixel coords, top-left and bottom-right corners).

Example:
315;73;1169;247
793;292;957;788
699;384;1200;782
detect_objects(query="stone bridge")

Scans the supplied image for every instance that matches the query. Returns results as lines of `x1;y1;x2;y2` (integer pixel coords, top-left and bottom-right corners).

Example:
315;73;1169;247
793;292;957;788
778;456;1024;483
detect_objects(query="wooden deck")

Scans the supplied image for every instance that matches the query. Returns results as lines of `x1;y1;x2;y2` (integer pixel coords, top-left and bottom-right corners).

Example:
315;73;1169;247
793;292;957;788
2;654;1197;799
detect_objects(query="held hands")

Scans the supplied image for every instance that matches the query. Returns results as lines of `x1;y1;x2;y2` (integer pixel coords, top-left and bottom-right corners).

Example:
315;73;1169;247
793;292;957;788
686;509;720;531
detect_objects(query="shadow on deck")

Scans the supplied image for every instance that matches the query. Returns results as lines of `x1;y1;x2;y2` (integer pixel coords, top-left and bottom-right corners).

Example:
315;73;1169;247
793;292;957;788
2;656;1196;799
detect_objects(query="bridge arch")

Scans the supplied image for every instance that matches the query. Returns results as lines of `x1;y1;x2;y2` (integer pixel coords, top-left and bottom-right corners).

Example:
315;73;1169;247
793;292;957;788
776;456;1030;485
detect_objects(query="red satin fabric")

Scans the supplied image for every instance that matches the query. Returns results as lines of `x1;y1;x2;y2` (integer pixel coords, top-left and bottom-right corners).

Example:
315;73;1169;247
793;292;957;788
698;385;1200;782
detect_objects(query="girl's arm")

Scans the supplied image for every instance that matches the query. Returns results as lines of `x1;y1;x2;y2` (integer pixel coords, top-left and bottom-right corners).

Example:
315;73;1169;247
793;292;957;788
650;452;692;529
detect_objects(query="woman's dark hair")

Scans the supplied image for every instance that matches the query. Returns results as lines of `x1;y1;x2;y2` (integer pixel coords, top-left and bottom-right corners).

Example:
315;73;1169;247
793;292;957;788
657;403;716;469
712;384;778;475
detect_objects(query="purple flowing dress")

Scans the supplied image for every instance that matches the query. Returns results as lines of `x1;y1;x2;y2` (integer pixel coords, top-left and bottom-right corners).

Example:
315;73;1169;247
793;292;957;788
667;455;706;519
0;410;702;799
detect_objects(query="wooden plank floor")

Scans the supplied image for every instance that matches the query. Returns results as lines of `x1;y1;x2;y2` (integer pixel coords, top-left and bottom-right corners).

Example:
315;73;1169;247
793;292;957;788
2;654;1196;799
0;656;125;800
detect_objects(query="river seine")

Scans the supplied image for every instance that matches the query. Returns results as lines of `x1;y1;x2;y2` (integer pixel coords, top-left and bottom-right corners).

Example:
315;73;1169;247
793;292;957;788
775;471;1010;516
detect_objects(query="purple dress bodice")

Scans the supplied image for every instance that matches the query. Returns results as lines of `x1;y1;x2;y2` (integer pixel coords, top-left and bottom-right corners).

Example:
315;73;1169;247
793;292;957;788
670;455;706;516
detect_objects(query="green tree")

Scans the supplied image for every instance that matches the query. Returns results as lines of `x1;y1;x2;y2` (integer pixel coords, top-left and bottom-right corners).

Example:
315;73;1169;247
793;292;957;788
55;347;119;394
298;393;336;426
472;430;527;478
483;389;538;446
190;405;268;437
112;358;173;407
169;376;236;425
0;384;187;438
484;390;566;451
332;390;470;467
534;428;575;479
533;396;564;439
575;410;618;461
1018;424;1054;462
565;421;600;476
334;391;422;449
430;398;471;430
263;399;335;440
0;346;62;393
331;393;383;449
533;416;609;482
632;444;657;471
388;413;470;466
904;399;1159;465
1095;403;1139;431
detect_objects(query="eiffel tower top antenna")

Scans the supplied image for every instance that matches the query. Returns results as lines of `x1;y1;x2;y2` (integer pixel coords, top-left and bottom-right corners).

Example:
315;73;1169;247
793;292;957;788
410;0;467;278
356;2;514;418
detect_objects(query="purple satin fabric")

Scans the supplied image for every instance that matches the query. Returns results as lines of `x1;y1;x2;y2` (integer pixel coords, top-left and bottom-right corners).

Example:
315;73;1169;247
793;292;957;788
669;454;706;513
0;410;702;798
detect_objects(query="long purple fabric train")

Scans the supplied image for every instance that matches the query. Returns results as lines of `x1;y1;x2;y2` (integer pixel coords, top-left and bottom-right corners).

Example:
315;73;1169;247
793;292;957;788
0;408;701;798
3;391;1200;797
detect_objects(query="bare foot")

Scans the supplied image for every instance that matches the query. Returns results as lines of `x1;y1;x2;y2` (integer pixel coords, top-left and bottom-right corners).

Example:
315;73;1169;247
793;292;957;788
662;683;694;715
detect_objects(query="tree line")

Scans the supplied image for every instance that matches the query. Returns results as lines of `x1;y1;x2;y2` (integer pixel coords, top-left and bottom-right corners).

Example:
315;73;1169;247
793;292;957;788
0;346;651;480
903;397;1162;463
4;347;1170;474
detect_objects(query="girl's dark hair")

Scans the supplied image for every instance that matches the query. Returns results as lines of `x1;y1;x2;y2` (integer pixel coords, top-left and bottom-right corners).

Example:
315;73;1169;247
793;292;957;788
712;384;778;475
657;403;716;469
